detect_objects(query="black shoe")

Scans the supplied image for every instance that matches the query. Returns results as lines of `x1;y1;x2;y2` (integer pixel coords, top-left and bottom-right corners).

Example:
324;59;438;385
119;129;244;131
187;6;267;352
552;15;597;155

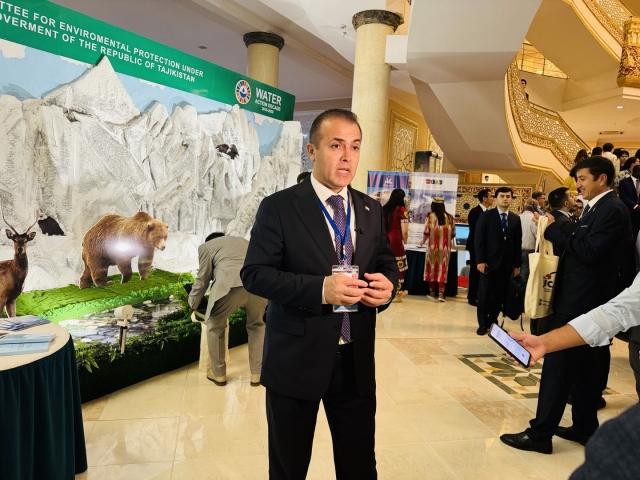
468;300;477;306
500;432;552;454
598;396;606;410
555;426;591;446
476;326;487;336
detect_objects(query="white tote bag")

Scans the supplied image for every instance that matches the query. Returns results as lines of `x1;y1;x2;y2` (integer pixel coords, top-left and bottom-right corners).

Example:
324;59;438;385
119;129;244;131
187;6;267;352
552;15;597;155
524;216;559;318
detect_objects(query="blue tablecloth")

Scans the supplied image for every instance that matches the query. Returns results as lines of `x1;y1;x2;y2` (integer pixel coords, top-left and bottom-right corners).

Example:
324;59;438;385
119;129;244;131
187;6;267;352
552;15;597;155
0;335;87;480
405;249;458;297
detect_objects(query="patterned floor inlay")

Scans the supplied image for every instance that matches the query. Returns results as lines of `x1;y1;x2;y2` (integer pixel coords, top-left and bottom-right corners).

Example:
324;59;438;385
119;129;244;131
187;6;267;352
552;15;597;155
456;354;619;399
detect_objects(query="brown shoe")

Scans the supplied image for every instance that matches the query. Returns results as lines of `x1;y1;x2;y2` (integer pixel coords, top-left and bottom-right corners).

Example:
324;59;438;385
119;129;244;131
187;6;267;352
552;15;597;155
206;369;227;386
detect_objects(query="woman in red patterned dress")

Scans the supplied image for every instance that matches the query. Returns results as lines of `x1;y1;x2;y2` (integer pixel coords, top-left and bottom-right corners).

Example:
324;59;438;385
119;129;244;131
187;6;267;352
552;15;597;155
383;189;409;301
419;197;456;302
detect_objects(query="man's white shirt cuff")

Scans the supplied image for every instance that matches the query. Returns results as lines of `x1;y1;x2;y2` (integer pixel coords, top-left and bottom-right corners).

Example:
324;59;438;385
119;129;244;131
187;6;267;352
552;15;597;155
569;315;611;347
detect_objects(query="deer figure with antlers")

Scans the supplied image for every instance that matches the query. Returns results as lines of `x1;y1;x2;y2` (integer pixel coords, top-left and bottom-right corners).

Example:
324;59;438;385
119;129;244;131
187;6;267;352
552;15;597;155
0;200;37;317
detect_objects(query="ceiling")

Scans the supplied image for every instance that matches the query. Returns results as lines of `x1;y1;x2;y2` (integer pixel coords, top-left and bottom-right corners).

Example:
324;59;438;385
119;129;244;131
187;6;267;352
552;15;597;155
53;0;357;104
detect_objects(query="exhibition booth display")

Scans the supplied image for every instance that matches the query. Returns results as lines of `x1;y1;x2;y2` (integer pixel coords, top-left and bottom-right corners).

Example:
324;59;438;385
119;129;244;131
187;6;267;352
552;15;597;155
0;0;301;411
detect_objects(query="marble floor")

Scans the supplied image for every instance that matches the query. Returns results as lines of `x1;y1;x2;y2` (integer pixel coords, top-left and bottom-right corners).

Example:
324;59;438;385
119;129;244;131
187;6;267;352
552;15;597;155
76;294;638;480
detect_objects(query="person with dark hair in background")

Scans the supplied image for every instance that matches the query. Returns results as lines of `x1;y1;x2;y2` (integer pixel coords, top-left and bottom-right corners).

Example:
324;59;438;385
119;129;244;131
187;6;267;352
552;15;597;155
474;186;522;335
460;260;471;277
501;156;631;455
383;188;409;301
602;142;618;174
564;150;589;196
420;197;456;302
521;78;529;100
592;146;603;156
189;232;267;387
572;198;584;221
466;189;493;306
297;171;311;184
532;191;546;215
548;187;578;240
618;164;640;241
614;154;639;189
241;108;398;479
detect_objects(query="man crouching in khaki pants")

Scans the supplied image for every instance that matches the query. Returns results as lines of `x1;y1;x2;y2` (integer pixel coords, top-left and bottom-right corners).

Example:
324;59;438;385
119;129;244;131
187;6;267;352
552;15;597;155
189;233;267;386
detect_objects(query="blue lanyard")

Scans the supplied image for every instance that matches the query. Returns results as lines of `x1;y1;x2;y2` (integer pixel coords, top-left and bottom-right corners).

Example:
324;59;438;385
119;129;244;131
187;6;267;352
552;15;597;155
318;197;351;261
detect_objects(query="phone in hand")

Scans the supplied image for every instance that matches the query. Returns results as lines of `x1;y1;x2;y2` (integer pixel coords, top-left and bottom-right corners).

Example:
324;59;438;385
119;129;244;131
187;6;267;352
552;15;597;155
488;323;532;368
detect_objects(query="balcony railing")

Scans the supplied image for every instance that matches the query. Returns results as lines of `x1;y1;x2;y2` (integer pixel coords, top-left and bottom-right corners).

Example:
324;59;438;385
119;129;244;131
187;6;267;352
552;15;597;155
582;0;633;45
507;59;589;170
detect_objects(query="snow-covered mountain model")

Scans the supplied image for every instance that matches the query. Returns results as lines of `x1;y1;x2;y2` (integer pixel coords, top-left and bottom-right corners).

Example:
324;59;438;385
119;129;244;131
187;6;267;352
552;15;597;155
0;57;303;291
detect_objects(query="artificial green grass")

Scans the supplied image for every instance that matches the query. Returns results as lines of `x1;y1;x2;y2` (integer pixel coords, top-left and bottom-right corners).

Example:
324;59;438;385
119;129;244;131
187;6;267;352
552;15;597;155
16;269;194;322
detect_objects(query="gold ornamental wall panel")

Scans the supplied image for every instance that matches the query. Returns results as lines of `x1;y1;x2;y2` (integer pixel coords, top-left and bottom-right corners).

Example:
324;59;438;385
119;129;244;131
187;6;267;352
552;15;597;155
455;185;534;223
387;111;418;173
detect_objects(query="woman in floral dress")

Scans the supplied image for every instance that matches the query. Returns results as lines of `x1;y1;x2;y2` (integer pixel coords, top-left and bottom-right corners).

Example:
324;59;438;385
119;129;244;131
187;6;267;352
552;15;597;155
383;189;409;301
419;197;456;302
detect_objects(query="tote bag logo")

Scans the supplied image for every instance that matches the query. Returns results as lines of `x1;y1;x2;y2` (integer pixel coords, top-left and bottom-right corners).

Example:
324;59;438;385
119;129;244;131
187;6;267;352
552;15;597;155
235;80;251;104
542;272;556;292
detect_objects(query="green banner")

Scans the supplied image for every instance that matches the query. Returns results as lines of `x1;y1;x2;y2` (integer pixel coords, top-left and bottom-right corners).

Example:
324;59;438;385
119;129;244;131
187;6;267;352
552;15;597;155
0;0;295;120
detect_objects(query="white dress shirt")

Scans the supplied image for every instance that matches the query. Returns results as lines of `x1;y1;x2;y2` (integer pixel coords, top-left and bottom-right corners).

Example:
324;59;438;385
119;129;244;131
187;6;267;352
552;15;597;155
602;152;620;176
519;210;538;251
311;174;357;307
570;272;640;346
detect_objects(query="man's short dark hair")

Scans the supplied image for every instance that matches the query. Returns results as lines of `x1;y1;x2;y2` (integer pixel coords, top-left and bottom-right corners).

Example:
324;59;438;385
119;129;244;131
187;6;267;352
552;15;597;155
575;198;583;205
602;143;614;152
309;109;362;146
466;260;471;265
521;78;527;85
532;191;545;200
495;186;513;197
623;156;637;171
297;171;310;183
592;146;603;156
205;232;225;242
575;156;615;186
548;187;570;209
477;188;491;202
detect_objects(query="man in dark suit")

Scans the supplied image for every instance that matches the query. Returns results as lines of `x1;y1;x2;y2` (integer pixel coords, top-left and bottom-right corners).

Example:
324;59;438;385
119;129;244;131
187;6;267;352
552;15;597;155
474;186;522;335
466;188;493;306
618;164;640;240
548;187;577;256
241;109;398;479
501;156;632;454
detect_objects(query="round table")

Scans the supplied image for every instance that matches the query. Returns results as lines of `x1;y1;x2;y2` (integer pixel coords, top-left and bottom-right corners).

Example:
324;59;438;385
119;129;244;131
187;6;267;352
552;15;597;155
0;323;88;480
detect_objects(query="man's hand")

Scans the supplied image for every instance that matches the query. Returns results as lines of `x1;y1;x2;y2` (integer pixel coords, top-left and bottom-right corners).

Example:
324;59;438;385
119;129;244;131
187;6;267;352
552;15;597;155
509;332;546;367
325;274;368;306
360;272;394;307
545;212;555;224
477;263;488;274
513;268;520;277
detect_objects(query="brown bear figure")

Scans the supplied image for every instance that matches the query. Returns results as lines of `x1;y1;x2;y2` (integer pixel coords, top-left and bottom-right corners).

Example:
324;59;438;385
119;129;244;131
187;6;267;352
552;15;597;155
80;212;168;289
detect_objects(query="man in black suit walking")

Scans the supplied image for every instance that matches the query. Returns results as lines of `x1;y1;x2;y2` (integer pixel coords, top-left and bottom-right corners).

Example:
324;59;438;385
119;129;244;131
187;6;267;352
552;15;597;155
241;109;398;479
466;188;493;306
474;186;522;335
618;164;640;240
501;156;631;454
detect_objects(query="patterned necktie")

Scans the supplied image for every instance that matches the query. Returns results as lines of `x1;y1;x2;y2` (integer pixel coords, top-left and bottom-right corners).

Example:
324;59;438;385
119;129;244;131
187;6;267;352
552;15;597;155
327;195;353;342
582;204;591;219
501;213;508;232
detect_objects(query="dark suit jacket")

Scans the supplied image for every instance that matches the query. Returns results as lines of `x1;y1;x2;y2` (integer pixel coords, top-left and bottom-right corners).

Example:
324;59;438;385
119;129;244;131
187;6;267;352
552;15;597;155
474;208;522;271
570;402;640;480
466;204;483;255
619;176;640;236
545;191;631;319
240;178;399;401
549;210;575;257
